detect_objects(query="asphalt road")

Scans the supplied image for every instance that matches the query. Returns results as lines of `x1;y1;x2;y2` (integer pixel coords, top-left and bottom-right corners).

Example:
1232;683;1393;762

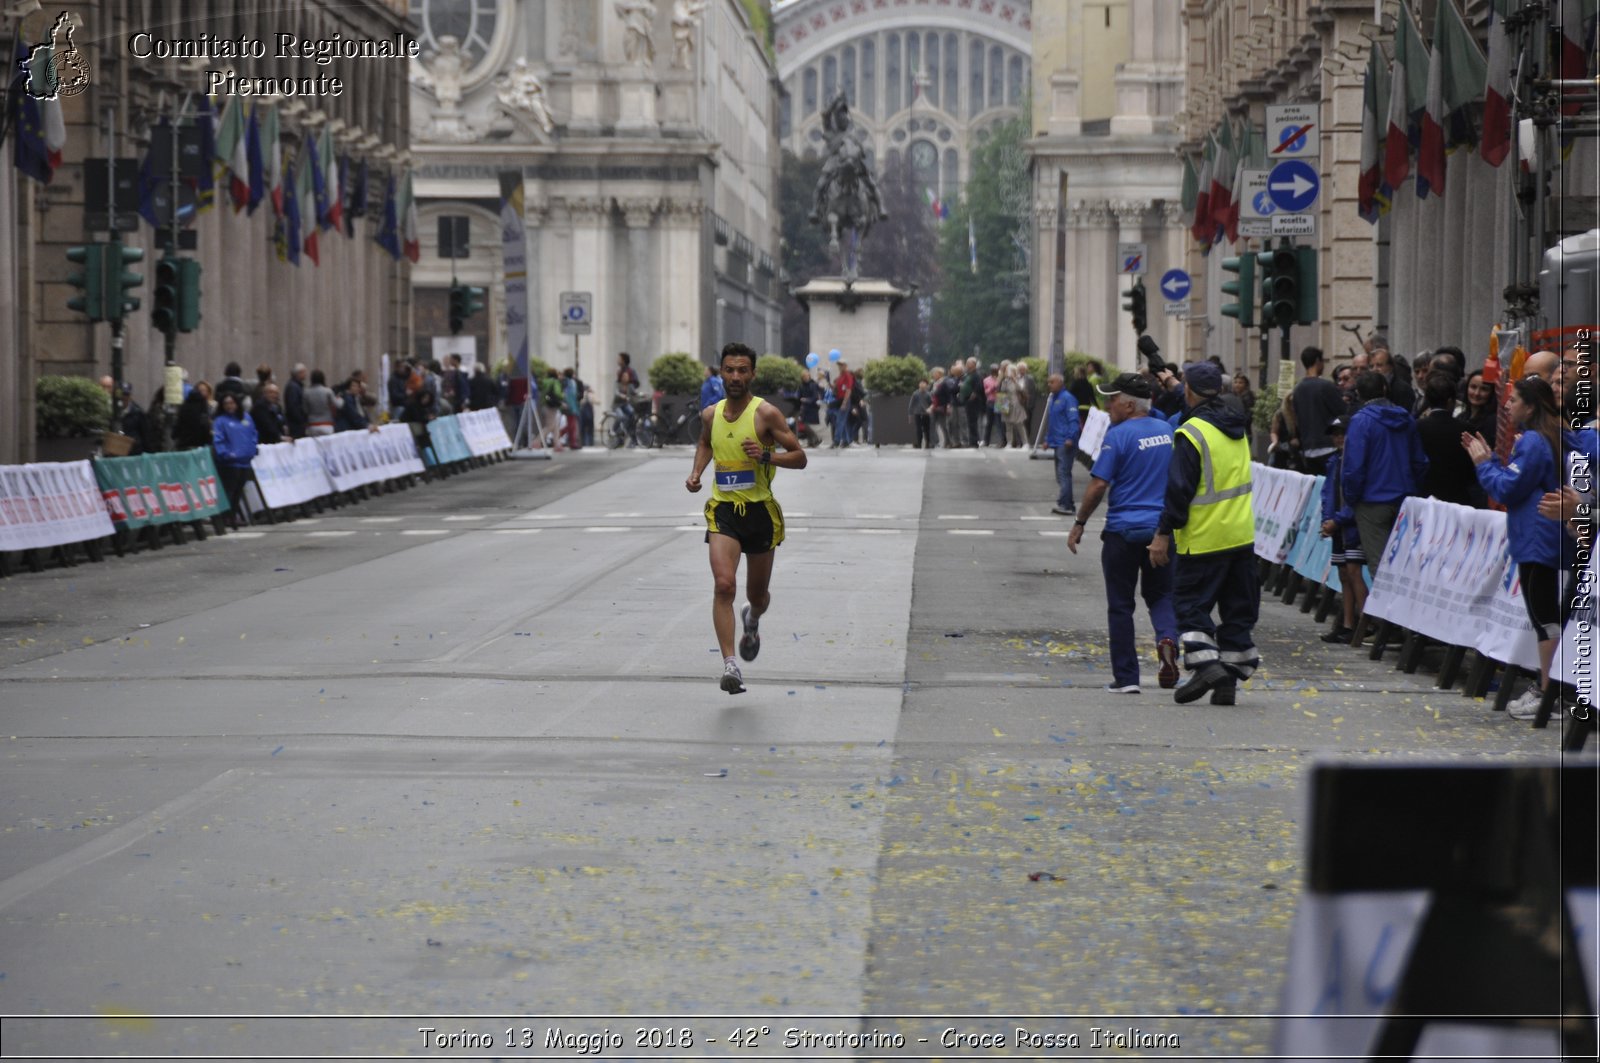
0;444;1570;1059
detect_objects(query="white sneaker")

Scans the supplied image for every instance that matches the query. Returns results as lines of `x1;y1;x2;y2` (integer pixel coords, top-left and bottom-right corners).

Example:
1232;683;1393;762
1105;684;1142;694
1506;688;1543;720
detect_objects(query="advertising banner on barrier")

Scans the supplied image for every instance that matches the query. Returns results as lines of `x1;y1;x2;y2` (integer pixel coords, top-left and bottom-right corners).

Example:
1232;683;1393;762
251;441;337;509
1251;463;1317;564
427;415;474;466
1364;496;1540;671
92;449;224;530
1282;474;1337;590
313;425;426;492
458;409;513;457
0;461;116;552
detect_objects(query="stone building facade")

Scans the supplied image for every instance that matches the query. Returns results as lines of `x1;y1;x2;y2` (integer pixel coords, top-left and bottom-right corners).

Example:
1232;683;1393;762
408;0;782;404
0;0;414;464
1028;0;1187;372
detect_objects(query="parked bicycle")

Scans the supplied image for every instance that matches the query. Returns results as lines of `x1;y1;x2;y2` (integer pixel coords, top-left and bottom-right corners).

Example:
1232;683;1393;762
601;397;653;449
658;397;704;446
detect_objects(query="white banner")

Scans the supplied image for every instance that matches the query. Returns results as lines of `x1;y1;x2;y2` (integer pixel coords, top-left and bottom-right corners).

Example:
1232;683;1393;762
1364;496;1540;671
457;409;513;457
1251;463;1317;564
1077;408;1111;461
314;425;425;493
0;461;115;552
250;441;337;509
500;171;530;381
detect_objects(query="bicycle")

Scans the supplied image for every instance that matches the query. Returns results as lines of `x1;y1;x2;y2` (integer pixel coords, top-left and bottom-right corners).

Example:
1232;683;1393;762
660;397;703;446
601;401;654;449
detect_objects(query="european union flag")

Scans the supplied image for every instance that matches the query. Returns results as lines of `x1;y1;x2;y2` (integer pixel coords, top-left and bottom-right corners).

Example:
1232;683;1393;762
11;42;53;184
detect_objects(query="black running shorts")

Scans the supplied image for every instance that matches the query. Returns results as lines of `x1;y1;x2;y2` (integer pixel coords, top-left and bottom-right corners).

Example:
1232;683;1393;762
704;498;785;554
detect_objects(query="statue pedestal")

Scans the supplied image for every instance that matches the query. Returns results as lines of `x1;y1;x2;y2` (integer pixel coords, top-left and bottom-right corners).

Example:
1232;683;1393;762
616;71;659;135
791;277;912;366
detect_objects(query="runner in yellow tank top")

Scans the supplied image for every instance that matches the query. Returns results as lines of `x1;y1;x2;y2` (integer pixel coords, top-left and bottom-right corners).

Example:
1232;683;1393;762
686;343;809;694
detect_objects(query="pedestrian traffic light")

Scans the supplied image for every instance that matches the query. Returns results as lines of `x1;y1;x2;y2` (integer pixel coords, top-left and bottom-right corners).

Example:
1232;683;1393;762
1122;278;1148;335
1220;252;1255;329
448;283;485;334
1257;240;1300;330
104;243;145;322
152;256;180;335
66;244;105;321
177;257;202;332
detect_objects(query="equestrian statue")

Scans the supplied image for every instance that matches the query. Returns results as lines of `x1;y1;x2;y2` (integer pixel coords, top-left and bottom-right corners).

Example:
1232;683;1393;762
809;92;888;281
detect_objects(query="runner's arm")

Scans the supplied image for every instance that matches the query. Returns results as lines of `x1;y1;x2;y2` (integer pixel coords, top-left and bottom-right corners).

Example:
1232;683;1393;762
758;403;807;469
686;407;715;491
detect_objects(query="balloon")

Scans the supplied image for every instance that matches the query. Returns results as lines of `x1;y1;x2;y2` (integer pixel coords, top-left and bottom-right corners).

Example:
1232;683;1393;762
805;352;820;368
828;349;842;362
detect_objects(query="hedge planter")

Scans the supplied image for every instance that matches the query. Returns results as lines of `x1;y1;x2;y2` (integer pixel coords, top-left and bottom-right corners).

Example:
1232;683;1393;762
865;394;919;446
35;436;102;464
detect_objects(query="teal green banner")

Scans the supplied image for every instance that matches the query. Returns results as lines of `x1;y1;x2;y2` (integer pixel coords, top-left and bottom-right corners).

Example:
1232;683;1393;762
93;448;227;529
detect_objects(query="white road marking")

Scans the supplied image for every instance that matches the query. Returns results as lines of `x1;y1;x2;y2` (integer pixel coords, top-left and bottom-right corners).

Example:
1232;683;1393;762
443;515;485;522
401;529;450;536
1038;531;1072;538
359;517;403;523
1020;515;1059;521
307;531;355;538
493;528;543;535
858;529;901;535
227;532;265;540
584;527;630;533
937;514;980;520
948;529;994;536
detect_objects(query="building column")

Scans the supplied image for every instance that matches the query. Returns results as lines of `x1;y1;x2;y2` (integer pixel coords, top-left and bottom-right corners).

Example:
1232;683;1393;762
619;196;660;373
523;194;548;373
1112;199;1149;372
1033;176;1061;364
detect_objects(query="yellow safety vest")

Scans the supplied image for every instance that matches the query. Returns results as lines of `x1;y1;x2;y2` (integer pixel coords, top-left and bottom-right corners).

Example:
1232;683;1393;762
710;397;775;505
1172;416;1254;555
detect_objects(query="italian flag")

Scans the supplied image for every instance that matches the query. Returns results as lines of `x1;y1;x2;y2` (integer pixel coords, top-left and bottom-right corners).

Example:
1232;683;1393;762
400;169;420;263
1481;0;1512;166
321;126;343;233
214;98;250;211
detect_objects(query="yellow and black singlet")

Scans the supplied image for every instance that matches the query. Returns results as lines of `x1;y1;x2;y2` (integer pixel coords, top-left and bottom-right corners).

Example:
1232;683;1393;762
709;397;776;505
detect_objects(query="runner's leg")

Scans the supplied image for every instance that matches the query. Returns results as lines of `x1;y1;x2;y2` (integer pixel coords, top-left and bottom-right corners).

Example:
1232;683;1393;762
709;533;743;659
744;549;775;623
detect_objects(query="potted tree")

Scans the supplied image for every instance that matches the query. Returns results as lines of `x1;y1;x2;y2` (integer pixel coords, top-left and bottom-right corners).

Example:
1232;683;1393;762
862;354;928;446
35;375;112;463
648;352;707;445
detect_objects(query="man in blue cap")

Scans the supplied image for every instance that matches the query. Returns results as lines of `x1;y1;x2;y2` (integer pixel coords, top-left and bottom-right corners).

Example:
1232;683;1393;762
1150;360;1259;705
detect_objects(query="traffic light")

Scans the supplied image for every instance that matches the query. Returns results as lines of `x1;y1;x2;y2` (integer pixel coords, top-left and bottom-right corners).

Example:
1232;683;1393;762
177;258;202;332
152;256;180;335
448;283;485;334
1292;244;1318;325
104;244;145;322
1122;278;1147;335
66;244;105;321
1220;252;1255;329
1257;240;1300;330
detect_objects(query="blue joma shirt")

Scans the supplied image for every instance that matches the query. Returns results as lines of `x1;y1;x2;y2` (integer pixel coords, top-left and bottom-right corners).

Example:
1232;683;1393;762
1090;416;1175;534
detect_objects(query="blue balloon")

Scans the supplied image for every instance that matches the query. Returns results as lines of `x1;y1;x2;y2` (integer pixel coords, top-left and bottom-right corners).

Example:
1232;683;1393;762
806;352;820;368
828;349;842;362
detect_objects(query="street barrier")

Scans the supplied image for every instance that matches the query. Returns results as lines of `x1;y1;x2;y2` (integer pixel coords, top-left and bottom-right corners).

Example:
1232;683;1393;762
1252;463;1318;565
315;424;426;492
0;460;116;551
425;414;474;466
1280;473;1339;591
1362;494;1540;672
457;409;514;457
92;448;226;530
248;440;337;510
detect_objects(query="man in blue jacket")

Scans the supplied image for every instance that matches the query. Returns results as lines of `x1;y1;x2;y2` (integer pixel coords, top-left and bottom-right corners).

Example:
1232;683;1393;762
699;363;726;411
1045;372;1081;514
1342;371;1428;576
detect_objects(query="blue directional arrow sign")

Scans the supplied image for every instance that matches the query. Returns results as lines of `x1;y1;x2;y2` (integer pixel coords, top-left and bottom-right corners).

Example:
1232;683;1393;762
1159;269;1191;302
1267;159;1320;214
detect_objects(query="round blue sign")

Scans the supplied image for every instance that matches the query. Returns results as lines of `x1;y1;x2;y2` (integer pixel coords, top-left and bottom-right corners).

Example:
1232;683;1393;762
1159;269;1191;302
1267;159;1320;214
1251;190;1277;216
1277;125;1309;154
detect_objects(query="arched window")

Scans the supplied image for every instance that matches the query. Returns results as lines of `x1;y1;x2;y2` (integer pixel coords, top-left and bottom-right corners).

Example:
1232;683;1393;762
842;45;856;106
803;67;818;117
1007;54;1024;105
906;32;920;108
924;32;939;108
988;45;1004;109
909;139;938;193
779;91;791;139
969;38;984;117
943;147;959;199
886;33;900;114
861;38;876;116
823;54;837;101
944;34;959;114
885;147;901;175
410;0;500;68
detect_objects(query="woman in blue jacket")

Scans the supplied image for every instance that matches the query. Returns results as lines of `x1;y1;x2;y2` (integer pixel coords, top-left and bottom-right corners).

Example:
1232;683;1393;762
212;391;260;529
1462;376;1564;719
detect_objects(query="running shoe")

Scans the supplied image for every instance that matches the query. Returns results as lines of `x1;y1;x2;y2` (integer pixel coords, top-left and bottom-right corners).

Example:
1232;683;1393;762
739;603;761;662
1105;684;1142;694
1506;688;1542;720
721;660;746;695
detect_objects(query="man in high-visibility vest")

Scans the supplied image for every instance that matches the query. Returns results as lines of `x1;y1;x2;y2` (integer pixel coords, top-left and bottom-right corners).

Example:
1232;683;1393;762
1149;361;1259;705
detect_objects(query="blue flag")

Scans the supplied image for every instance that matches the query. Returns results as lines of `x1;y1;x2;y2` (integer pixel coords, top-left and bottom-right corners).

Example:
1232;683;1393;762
306;131;329;232
276;163;301;266
374;173;400;261
11;42;55;184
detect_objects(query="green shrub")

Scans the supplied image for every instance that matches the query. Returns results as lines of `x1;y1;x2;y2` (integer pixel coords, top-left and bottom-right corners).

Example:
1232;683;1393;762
861;354;928;394
36;375;110;437
1253;387;1284;436
753;354;803;396
1022;356;1049;384
493;356;553;381
649;352;704;395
